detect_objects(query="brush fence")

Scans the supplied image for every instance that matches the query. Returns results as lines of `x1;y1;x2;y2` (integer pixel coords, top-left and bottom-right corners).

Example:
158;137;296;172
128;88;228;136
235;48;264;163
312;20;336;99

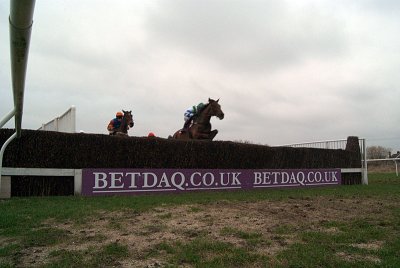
0;129;362;197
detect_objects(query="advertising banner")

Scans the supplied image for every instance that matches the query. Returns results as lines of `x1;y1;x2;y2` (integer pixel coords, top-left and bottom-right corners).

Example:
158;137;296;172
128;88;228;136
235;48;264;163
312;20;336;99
81;168;341;196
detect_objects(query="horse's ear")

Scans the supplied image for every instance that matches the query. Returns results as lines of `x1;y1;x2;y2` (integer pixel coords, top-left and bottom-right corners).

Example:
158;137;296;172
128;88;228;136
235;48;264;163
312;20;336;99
216;98;219;103
208;98;211;102
122;109;126;113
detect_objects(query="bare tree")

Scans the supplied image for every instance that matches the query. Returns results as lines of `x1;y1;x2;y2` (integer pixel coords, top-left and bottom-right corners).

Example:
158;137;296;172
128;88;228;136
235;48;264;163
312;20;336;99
366;146;392;159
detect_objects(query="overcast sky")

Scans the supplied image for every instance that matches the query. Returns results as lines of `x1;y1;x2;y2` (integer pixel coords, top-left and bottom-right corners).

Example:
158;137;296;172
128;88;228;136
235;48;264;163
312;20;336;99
1;0;399;151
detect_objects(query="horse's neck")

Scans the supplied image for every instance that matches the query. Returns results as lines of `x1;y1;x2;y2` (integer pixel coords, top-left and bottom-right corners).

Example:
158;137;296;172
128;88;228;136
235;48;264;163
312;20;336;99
195;106;211;125
118;117;128;132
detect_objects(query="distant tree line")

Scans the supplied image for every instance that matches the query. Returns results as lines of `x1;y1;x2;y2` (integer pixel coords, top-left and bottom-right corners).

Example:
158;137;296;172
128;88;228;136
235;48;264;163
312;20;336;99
366;146;392;159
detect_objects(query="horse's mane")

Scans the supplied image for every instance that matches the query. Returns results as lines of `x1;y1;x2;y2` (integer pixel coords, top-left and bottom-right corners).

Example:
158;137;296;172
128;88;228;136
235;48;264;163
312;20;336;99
198;103;209;114
192;102;210;125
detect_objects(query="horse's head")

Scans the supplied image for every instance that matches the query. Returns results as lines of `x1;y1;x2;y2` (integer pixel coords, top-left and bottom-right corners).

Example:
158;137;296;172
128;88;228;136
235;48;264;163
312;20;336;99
122;110;134;128
208;98;224;120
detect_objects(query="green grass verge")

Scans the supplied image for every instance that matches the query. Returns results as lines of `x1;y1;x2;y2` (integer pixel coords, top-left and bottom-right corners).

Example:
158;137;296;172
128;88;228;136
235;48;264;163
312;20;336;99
0;172;399;267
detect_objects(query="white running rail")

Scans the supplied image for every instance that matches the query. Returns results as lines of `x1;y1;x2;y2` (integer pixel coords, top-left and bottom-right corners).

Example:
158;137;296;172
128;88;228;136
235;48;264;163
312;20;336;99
38;106;76;133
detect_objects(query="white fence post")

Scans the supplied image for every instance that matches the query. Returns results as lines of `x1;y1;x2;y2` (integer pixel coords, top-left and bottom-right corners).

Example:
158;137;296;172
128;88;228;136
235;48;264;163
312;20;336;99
74;169;82;195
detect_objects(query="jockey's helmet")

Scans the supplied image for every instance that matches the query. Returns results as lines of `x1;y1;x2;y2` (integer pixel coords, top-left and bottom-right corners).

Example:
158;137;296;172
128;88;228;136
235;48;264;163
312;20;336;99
148;132;155;137
116;111;123;117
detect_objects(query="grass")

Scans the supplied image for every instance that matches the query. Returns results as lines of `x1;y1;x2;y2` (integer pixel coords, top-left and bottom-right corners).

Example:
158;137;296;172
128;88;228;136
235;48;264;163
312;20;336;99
220;227;266;248
170;238;268;267
44;242;129;268
276;217;390;268
0;172;399;267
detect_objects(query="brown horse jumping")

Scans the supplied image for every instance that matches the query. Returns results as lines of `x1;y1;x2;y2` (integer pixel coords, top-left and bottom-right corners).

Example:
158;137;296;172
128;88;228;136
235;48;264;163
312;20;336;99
111;110;134;136
172;98;224;140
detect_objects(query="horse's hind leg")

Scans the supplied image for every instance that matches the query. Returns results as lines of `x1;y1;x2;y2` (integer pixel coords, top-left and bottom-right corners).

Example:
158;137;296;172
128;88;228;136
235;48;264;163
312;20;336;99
172;130;190;140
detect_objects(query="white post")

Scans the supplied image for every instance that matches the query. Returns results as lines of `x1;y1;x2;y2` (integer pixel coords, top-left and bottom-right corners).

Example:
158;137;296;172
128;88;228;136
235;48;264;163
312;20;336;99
0;132;17;193
71;105;76;133
10;0;36;137
362;139;368;185
74;169;82;195
55;117;59;132
0;176;11;199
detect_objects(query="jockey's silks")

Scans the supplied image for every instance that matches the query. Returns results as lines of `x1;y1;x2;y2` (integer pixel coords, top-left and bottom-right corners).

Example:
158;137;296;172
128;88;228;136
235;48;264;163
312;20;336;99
110;118;122;129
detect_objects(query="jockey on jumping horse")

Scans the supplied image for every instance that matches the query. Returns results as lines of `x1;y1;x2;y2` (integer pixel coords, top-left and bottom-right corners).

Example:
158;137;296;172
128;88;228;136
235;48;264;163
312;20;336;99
172;98;224;140
107;110;134;136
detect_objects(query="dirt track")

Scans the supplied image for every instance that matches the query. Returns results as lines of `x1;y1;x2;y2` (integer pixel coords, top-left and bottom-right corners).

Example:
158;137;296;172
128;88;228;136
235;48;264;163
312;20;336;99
19;196;393;267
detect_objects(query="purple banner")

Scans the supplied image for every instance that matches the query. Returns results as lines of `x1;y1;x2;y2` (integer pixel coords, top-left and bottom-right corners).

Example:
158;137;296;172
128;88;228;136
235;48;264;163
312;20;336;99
81;169;341;196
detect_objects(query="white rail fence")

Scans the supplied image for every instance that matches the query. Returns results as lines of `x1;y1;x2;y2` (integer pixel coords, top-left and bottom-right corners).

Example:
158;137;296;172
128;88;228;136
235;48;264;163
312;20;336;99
278;138;368;185
38;106;76;133
1;168;82;198
367;158;400;176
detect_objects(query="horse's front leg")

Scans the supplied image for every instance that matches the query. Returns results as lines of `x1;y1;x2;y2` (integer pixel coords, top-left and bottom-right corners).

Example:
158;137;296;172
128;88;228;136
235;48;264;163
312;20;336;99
195;130;218;140
208;129;218;140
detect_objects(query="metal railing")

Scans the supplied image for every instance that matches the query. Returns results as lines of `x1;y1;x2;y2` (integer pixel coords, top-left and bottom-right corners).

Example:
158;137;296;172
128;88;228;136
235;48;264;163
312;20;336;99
278;138;368;185
1;0;36;195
